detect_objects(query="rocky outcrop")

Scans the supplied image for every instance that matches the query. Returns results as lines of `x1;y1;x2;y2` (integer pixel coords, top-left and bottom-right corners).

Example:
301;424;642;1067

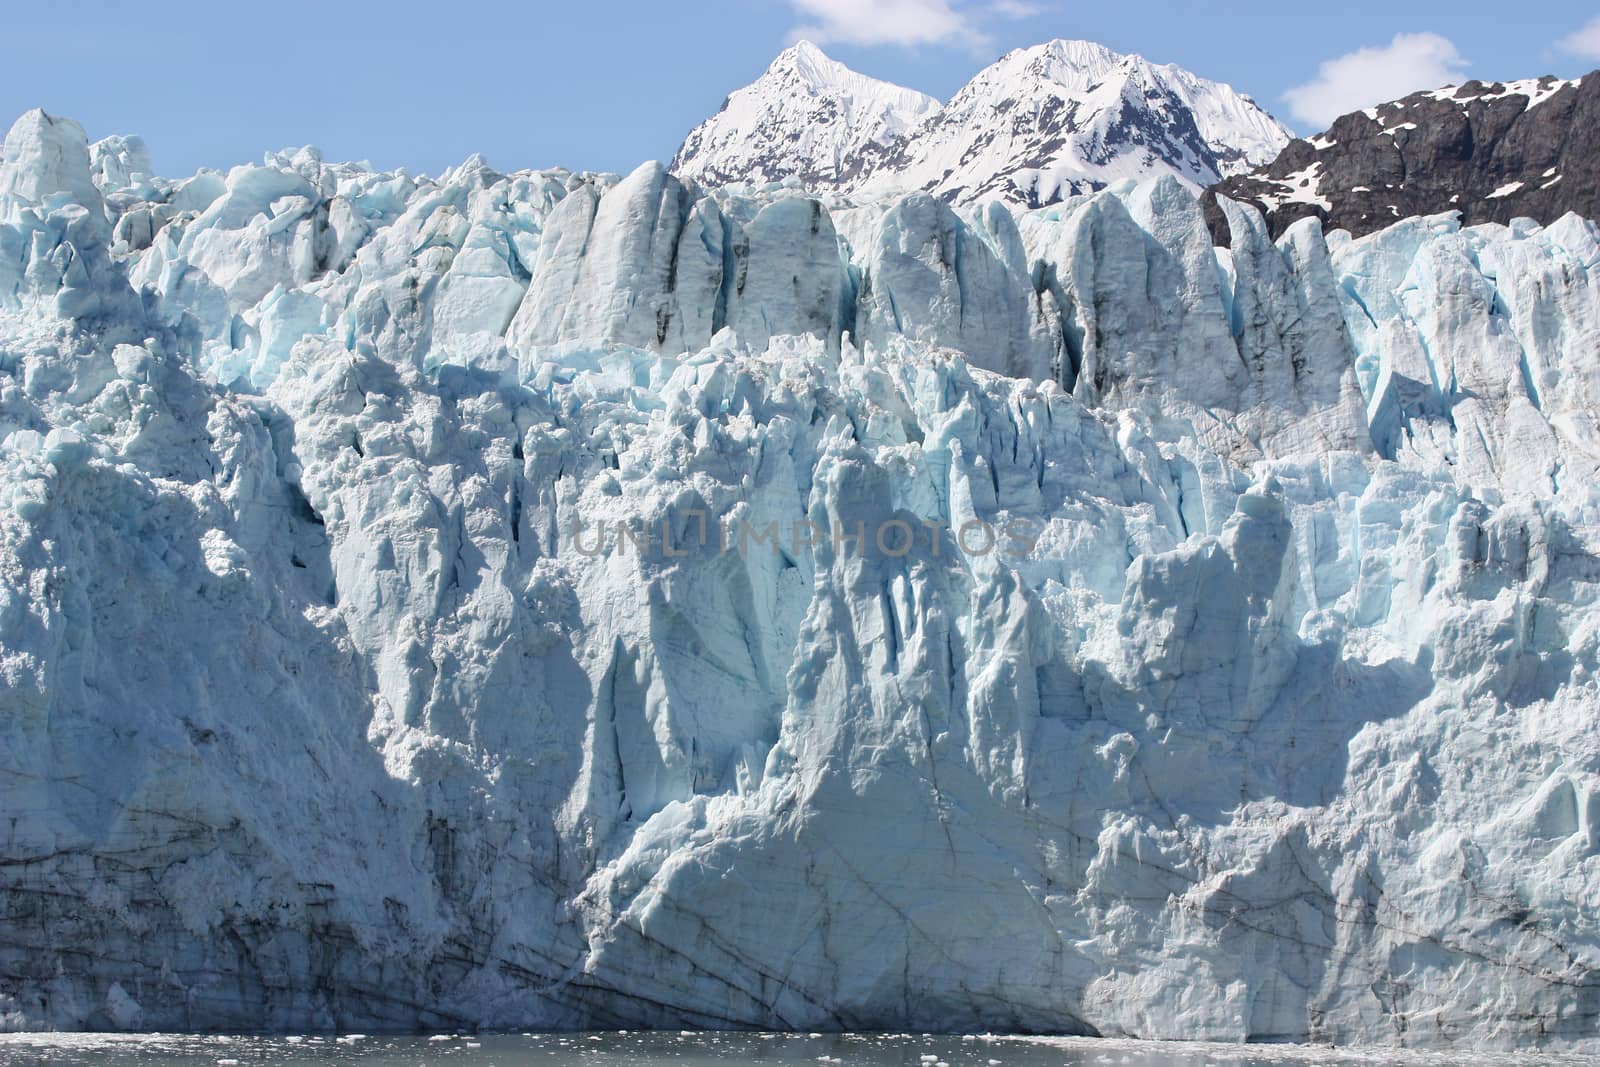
1205;72;1599;241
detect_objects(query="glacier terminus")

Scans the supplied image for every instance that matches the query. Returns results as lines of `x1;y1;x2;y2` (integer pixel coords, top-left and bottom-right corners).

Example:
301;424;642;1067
0;83;1599;1055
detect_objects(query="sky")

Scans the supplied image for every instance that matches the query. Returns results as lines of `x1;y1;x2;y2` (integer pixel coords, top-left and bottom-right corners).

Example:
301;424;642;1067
3;1;1598;180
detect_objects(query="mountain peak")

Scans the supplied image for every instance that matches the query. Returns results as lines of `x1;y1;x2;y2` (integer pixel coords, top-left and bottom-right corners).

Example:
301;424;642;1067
672;43;939;189
1014;38;1129;82
765;39;850;89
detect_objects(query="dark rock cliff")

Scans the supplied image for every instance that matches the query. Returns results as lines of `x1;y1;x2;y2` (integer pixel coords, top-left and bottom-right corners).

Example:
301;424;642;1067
1205;72;1598;241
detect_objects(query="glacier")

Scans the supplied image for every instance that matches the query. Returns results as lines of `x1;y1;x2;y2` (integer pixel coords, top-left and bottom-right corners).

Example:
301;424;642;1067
2;107;1600;1049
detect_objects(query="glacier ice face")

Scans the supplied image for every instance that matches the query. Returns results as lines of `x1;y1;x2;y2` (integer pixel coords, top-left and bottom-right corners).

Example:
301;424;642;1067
1328;210;1600;512
2;109;1600;1049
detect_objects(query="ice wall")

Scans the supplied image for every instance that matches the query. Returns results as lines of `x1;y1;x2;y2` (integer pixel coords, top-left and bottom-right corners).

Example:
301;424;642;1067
2;109;1599;1048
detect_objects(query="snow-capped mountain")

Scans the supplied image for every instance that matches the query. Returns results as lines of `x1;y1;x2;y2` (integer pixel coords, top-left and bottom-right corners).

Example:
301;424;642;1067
1207;72;1597;239
5;99;1600;1049
670;41;939;189
856;40;1293;206
673;40;1293;207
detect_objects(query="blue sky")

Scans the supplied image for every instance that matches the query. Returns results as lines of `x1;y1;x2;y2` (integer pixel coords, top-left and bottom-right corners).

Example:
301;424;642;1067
4;1;1598;179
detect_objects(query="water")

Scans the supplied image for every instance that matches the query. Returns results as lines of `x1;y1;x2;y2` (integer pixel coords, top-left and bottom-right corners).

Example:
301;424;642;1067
0;1031;1591;1067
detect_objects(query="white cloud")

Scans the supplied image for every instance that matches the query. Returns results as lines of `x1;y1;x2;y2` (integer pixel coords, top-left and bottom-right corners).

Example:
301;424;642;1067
1284;33;1469;129
1557;16;1600;61
785;0;972;48
781;0;1044;50
988;0;1046;16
